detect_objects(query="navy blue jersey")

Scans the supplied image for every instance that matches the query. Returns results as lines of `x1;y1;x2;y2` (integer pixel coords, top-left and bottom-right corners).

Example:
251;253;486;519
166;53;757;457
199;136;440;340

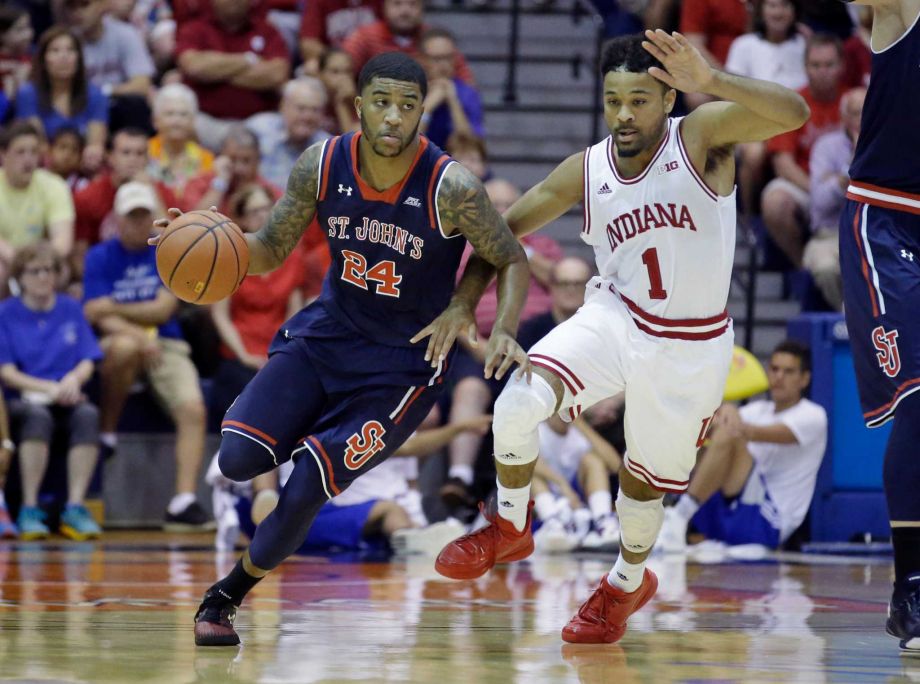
848;13;920;195
285;132;465;347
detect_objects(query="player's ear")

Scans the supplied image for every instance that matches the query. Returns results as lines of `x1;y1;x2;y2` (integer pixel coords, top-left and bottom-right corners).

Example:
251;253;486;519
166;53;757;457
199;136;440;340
354;95;362;119
664;87;676;114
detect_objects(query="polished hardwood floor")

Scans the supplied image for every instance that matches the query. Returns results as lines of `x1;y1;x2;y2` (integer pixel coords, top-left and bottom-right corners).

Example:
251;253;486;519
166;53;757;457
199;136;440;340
0;532;914;683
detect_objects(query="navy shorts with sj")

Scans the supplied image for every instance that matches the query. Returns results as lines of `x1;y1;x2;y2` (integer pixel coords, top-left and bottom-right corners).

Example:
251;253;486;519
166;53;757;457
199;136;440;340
221;308;450;498
840;199;920;427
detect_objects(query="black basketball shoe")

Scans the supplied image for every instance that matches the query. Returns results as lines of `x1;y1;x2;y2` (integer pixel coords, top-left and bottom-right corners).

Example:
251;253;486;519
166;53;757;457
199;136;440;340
194;588;241;646
887;575;920;654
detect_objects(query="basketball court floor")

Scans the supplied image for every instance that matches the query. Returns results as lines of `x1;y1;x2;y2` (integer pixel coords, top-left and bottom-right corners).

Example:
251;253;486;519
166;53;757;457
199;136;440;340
0;531;913;683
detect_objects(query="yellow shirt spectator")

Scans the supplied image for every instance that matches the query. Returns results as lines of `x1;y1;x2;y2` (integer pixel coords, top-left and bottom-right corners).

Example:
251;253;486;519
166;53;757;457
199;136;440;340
0;168;75;250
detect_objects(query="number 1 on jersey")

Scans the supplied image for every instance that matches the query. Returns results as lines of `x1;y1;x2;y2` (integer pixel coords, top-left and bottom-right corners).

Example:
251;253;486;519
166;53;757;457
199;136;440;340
641;247;668;300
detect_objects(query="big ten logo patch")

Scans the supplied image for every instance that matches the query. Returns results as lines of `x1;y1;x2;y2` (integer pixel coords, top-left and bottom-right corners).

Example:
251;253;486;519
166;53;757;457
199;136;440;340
872;326;901;378
343;420;387;470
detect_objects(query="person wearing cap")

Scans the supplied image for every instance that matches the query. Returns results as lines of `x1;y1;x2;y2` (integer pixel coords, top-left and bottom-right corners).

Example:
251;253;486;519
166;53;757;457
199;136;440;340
82;182;212;531
0;241;102;540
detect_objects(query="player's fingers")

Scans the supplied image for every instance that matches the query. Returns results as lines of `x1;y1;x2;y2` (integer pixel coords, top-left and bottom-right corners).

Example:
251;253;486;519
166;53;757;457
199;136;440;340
209;205;219;212
427;325;448;366
409;323;434;345
167;207;183;218
672;31;691;48
515;354;533;383
655;28;680;52
434;326;460;362
147;236;160;246
466;323;478;347
647;66;677;89
642;41;669;64
492;344;517;381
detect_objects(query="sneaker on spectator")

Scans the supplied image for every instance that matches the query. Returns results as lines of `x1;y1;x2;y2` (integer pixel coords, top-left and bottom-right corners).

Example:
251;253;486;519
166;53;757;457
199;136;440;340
440;476;476;510
534;517;579;554
582;513;620;551
391;519;466;556
164;501;215;532
0;503;18;539
18;506;50;540
657;507;688;554
60;504;102;541
212;487;241;551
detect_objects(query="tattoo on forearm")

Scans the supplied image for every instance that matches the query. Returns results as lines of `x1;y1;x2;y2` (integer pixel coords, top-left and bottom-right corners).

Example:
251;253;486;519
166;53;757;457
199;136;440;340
437;164;524;268
256;143;323;263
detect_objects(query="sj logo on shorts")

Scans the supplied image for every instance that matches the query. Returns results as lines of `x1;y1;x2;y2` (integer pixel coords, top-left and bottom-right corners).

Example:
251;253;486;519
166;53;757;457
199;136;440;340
343;420;387;470
872;326;901;378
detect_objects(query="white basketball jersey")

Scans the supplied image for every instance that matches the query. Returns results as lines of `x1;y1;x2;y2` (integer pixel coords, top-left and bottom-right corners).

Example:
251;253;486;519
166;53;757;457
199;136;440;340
581;117;736;338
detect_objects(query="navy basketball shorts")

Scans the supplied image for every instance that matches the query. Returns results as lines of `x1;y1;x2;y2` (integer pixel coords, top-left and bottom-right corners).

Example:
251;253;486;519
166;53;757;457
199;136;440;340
222;333;449;498
840;199;920;427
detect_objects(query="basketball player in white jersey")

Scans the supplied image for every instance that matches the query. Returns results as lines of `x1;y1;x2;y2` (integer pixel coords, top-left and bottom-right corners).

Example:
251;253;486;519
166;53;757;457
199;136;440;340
432;30;810;644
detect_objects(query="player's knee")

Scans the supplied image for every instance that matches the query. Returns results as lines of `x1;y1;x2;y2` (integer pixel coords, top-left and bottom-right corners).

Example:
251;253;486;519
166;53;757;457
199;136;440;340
218;432;271;482
616;491;665;554
493;374;557;445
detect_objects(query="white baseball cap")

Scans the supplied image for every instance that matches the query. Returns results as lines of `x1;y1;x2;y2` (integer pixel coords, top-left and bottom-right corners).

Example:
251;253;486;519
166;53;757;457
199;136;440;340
114;181;158;216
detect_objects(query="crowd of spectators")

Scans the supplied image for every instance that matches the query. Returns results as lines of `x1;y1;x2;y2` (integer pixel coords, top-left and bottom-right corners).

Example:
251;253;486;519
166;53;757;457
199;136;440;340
0;0;855;551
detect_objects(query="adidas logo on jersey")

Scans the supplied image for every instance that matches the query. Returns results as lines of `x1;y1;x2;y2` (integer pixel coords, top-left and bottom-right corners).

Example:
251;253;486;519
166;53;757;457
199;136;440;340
597;183;612;195
403;196;422;207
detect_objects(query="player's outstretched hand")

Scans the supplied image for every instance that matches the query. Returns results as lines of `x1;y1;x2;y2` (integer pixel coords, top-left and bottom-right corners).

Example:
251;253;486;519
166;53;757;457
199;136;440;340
484;331;532;383
410;301;478;367
148;206;219;246
641;29;714;94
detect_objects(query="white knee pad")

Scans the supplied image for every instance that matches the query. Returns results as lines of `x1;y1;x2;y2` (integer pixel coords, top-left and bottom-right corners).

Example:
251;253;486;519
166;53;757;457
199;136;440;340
492;373;557;466
616;491;665;554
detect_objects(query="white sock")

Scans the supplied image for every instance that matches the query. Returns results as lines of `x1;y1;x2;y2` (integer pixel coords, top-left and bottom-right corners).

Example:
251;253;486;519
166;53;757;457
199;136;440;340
588;490;613;522
674;494;700;521
167;492;196;515
607;555;645;593
448;464;474;486
496;482;530;532
100;432;118;448
534;491;557;521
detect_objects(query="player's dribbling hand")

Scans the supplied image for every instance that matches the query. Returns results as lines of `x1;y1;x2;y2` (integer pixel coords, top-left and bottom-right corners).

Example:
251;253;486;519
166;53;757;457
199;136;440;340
411;301;478;367
149;206;219;246
641;29;714;94
483;331;532;383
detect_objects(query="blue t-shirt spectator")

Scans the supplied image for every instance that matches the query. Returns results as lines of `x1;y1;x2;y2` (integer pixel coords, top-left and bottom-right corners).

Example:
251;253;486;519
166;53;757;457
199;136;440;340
0;295;102;387
425;78;484;150
15;81;108;138
83;238;183;339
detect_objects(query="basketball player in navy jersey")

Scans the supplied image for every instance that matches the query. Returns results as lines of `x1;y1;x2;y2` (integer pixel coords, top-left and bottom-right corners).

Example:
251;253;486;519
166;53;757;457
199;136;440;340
836;0;920;652
155;53;533;646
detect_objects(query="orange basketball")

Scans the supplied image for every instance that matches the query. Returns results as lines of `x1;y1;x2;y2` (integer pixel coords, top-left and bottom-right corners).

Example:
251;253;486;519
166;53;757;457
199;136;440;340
155;210;249;305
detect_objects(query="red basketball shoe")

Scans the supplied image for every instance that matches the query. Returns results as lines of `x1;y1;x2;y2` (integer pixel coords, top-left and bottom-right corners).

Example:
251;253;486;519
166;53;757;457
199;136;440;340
435;499;534;580
561;569;658;644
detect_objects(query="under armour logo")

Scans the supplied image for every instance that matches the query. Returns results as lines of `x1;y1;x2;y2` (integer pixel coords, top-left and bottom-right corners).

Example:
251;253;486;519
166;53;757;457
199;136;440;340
338;184;353;196
403;196;421;207
901;249;915;261
597;182;612;195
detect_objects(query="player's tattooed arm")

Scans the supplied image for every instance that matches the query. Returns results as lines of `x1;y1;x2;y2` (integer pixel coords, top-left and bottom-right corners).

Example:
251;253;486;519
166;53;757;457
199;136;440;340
247;142;324;274
411;163;531;381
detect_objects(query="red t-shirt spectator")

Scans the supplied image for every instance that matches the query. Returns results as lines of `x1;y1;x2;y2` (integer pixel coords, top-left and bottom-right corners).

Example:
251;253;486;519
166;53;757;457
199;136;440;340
176;16;290;120
74;174;177;245
767;86;843;174
843;35;871;88
680;0;750;66
343;21;474;84
182;173;282;214
300;0;383;47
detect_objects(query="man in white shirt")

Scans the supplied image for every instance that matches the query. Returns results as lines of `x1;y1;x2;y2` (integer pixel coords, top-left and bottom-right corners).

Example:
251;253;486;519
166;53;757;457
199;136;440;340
659;340;828;552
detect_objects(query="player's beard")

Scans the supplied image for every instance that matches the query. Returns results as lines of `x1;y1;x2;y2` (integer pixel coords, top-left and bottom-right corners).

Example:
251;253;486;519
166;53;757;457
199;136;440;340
360;113;421;158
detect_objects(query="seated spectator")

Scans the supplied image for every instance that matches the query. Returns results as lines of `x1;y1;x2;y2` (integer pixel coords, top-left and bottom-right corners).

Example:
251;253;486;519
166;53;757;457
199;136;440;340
82;182;210;531
659;340;828;552
343;0;474;83
176;0;291;151
0;6;33;101
419;28;483;150
446;131;489;181
247;77;332;190
46;127;88;192
184;126;280;214
0;242;103;541
299;0;382;75
726;0;807;216
16;26;107;173
73;127;175;281
318;47;359;135
0;390;16;538
532;412;622;553
679;0;751;109
62;0;155;132
804;86;865;311
0;121;74;288
763;33;844;268
147;83;214;206
208;184;305;429
842;5;871;88
439;224;565;515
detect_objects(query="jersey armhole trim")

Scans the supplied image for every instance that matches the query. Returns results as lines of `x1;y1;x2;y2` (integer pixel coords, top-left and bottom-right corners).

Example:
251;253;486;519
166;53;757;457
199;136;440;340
582;146;592;235
317;136;338;201
676;119;720;202
432;159;463;239
870;7;920;53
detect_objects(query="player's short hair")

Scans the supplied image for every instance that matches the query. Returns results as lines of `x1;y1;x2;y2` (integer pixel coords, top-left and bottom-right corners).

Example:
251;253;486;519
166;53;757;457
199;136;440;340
599;34;667;86
806;32;844;60
0;120;41;150
772;339;812;374
358;52;428;98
